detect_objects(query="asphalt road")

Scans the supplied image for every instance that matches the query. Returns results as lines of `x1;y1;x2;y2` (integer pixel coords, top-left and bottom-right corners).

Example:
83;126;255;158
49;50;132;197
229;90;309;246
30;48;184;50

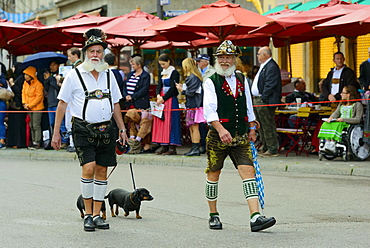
1;158;369;248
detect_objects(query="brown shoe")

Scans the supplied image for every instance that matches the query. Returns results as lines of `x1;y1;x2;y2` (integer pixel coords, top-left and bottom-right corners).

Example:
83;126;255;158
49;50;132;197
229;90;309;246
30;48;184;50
162;145;177;155
259;151;278;157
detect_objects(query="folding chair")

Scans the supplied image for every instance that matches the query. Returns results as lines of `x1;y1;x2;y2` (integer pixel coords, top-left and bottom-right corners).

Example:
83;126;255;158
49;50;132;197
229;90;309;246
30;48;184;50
276;108;310;156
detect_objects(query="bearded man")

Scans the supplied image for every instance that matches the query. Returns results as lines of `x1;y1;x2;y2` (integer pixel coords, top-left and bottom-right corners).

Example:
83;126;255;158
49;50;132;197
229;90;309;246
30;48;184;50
203;40;276;232
51;28;128;232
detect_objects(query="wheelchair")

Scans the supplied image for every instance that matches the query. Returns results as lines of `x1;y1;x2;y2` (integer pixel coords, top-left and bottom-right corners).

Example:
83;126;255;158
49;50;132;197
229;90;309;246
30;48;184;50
318;124;370;161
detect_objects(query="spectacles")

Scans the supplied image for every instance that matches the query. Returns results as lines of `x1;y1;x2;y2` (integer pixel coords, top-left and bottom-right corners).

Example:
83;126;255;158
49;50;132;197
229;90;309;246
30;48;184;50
257;53;264;56
341;92;349;94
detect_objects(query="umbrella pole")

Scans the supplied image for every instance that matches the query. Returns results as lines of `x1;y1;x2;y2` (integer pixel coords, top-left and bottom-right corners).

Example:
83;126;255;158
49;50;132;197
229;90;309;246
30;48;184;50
334;35;342;52
349;36;357;78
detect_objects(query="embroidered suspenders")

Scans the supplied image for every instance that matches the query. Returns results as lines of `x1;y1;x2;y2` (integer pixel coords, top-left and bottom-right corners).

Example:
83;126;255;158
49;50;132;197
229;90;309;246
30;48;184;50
75;68;113;121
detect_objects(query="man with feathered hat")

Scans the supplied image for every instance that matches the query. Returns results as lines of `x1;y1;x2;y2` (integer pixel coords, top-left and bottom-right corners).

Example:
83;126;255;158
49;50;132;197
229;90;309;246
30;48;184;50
51;28;128;231
203;40;276;232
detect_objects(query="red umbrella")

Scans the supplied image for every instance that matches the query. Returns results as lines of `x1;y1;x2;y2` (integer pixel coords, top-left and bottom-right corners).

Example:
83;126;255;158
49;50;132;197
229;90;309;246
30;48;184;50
62;8;166;53
314;5;370;37
24;17;45;27
265;8;301;20
7;13;114;55
147;0;273;43
0;21;39;53
250;0;364;47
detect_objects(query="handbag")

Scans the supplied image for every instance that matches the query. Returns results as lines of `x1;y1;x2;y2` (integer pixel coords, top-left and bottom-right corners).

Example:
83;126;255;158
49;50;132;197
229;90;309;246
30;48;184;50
0;87;14;101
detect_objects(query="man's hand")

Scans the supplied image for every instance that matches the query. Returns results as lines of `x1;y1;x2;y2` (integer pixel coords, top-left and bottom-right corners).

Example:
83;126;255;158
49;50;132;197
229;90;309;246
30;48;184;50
328;94;336;101
119;130;128;144
51;132;61;150
248;129;257;143
218;128;232;144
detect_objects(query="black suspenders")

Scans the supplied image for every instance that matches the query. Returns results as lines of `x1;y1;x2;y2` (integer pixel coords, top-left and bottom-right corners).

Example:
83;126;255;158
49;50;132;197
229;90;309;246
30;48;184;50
75;68;113;121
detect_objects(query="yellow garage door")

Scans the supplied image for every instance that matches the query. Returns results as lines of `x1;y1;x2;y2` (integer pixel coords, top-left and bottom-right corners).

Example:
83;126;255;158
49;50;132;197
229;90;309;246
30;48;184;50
286;43;304;78
319;37;336;79
356;34;370;77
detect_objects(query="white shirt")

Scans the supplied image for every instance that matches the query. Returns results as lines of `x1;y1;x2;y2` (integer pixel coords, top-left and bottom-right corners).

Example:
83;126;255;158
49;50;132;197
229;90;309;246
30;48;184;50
251;57;272;96
58;65;122;124
203;72;256;123
331;67;344;95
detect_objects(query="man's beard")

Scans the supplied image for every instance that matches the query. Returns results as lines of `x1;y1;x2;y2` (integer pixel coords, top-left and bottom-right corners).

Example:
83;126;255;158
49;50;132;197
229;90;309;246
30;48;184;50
82;58;109;72
215;62;236;77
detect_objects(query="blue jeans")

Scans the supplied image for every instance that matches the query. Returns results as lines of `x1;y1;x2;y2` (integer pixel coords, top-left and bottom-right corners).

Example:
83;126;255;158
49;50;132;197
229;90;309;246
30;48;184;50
48;106;68;143
0;101;6;139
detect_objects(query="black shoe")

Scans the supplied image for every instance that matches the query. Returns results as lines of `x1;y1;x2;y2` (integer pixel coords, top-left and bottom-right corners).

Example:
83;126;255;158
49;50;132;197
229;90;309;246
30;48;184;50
199;146;206;154
66;146;76;152
84;215;95;232
209;216;223;229
93;216;109;229
250;216;276;232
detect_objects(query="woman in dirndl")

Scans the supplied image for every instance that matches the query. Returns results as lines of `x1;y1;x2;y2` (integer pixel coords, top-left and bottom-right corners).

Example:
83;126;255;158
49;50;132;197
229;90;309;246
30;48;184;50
176;58;205;156
318;85;363;153
153;54;181;155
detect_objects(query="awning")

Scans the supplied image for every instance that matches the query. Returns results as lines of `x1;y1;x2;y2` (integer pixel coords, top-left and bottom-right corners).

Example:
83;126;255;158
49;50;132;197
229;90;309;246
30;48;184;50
357;0;370;4
293;0;331;11
263;3;302;15
0;8;34;24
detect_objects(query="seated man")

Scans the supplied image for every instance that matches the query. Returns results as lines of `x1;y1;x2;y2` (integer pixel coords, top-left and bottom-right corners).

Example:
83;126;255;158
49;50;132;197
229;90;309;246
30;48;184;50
286;78;317;104
322;52;360;102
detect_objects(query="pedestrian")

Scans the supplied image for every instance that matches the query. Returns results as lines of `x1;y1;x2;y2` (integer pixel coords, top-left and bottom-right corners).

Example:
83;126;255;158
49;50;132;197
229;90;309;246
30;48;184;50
21;66;44;150
195;53;215;154
176;58;204;156
152;53;181;155
104;53;125;93
67;47;82;68
359;47;370;90
6;62;27;148
123;55;152;154
65;47;83;153
203;40;276;232
0;62;9;149
251;46;282;157
44;61;68;148
322;52;360;102
51;28;128;232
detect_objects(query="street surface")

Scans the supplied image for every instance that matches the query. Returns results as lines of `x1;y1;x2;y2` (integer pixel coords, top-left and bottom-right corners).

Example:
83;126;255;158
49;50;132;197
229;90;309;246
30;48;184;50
1;158;369;248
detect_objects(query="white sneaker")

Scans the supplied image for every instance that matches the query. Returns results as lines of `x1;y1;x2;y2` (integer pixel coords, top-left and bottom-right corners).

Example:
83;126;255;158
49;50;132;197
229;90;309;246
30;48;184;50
325;141;336;153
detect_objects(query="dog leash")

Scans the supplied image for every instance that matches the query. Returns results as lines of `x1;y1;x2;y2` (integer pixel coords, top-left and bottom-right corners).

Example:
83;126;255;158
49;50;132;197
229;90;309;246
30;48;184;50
106;149;125;179
129;163;137;191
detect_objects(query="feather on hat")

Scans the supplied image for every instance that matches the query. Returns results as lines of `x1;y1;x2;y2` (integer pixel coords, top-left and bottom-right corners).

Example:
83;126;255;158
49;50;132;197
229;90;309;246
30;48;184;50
82;28;108;52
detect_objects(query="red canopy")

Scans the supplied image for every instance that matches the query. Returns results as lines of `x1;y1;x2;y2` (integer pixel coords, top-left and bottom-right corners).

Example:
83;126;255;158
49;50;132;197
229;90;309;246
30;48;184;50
7;14;114;55
249;0;364;47
314;5;370;37
64;8;166;53
147;0;273;43
0;21;40;53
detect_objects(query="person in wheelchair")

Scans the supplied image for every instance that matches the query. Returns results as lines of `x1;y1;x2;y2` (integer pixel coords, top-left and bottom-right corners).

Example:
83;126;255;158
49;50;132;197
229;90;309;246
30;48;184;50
317;85;363;153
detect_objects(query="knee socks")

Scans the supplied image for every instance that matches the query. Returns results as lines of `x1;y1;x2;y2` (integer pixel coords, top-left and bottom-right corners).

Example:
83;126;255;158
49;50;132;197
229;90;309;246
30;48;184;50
205;180;218;201
242;178;258;200
80;178;108;202
81;178;93;199
93;179;108;202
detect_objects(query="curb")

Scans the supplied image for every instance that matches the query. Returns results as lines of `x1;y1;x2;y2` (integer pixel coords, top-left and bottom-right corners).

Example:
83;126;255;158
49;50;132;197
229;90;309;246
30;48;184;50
1;148;369;177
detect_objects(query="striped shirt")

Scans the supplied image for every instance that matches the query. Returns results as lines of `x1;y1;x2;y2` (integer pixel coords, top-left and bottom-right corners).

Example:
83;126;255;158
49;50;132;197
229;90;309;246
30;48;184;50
126;73;140;95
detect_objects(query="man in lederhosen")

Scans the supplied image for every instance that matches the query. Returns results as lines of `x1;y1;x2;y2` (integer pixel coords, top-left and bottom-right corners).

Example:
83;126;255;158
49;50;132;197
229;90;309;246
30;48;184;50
203;40;276;232
51;28;128;232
